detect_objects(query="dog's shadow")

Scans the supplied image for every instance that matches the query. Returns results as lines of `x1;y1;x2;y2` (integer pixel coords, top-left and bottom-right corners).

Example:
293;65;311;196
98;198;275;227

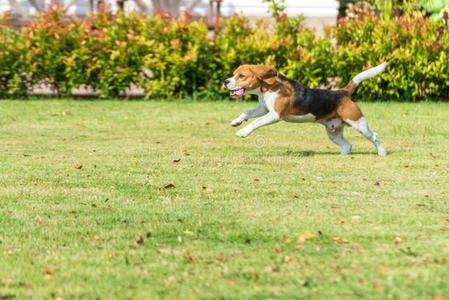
280;150;396;157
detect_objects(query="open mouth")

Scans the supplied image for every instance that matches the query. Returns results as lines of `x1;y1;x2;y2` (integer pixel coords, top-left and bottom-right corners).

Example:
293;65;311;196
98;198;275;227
230;88;245;97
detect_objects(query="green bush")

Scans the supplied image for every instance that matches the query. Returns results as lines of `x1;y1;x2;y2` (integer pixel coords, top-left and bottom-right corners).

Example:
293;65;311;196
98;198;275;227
0;11;27;96
332;15;449;100
0;5;448;100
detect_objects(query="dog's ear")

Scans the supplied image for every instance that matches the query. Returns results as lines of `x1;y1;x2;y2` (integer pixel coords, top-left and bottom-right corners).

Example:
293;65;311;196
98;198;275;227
252;65;278;85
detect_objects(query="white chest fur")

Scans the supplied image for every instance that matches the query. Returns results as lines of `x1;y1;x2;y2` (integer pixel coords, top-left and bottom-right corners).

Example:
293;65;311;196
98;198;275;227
262;90;280;109
283;113;316;123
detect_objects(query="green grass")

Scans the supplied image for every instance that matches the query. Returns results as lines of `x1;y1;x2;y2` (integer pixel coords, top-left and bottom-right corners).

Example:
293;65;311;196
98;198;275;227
0;100;448;300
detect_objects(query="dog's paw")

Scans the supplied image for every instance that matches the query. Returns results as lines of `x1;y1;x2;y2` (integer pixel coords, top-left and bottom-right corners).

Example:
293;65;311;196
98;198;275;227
236;128;250;138
377;147;388;156
230;118;243;127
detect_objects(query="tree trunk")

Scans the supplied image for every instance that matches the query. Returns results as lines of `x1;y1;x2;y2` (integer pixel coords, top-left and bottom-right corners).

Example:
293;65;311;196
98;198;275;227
151;0;182;17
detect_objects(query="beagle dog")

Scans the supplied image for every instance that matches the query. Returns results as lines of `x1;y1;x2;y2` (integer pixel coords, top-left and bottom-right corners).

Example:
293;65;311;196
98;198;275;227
223;63;387;156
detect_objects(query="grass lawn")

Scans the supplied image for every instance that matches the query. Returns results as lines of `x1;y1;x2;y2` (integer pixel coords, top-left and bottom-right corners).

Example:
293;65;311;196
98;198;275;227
0;100;448;299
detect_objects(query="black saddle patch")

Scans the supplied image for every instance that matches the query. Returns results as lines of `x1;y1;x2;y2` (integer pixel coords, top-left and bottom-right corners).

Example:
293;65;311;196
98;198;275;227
278;74;347;119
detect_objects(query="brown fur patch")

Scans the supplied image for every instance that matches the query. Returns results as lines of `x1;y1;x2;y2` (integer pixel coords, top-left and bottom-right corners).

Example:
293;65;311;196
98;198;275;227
273;81;307;118
344;80;358;95
232;65;278;92
336;97;363;121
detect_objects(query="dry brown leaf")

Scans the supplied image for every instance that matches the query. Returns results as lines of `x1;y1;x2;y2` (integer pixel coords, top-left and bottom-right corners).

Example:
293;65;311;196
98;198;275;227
333;237;350;244
164;184;175;189
145;231;152;238
173;159;181;163
34;215;45;225
275;247;282;253
134;236;144;245
74;164;82;169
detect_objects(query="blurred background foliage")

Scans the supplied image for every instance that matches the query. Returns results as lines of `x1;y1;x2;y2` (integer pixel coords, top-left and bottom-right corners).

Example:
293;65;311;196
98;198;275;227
0;0;448;100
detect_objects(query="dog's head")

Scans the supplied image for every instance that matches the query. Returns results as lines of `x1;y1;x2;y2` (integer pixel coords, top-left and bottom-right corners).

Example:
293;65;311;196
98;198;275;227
223;65;278;98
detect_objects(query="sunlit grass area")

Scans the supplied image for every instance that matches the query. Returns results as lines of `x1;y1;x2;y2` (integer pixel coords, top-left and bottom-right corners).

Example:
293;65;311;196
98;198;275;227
0;100;448;299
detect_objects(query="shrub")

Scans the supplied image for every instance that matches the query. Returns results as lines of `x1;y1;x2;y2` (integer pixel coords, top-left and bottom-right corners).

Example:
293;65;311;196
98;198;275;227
22;3;86;96
0;11;27;97
332;15;449;100
0;3;448;101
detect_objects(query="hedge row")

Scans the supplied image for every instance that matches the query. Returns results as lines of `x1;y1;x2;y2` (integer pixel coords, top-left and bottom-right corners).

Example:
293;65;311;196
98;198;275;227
1;4;448;100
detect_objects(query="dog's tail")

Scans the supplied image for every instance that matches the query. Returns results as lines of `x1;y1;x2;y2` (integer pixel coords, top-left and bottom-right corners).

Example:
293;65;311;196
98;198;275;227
344;62;386;95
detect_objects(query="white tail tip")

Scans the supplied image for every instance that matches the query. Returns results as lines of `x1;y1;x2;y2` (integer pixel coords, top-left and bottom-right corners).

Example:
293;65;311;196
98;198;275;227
353;62;387;85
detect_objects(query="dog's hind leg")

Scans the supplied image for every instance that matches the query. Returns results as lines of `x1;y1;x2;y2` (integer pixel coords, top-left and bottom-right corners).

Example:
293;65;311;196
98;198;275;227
345;117;387;156
325;125;353;156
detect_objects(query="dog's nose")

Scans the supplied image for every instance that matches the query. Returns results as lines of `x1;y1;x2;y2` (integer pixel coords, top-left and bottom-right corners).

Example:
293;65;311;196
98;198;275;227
223;79;230;86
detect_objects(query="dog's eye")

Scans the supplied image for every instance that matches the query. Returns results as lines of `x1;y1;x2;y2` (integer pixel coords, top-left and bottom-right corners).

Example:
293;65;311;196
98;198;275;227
239;74;245;79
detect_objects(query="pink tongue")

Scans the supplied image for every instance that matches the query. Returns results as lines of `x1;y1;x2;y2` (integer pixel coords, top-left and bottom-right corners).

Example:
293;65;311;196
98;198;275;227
234;88;244;96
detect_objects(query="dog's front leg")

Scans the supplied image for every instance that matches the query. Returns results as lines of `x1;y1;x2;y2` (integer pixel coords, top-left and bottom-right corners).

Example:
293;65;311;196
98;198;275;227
236;112;281;137
230;103;268;127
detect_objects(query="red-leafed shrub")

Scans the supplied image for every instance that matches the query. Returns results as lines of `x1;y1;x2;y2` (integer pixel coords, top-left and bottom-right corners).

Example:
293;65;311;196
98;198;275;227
22;2;86;96
0;11;28;96
0;2;448;100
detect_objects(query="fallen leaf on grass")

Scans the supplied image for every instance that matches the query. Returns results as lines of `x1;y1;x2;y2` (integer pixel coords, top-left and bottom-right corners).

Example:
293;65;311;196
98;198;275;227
217;162;223;167
298;232;316;242
445;219;449;223
19;282;29;289
134;237;144;245
254;178;260;182
74;164;82;169
172;159;181;163
289;194;298;199
34;215;45;225
199;184;214;193
164;184;175;189
333;237;350;244
417;234;428;239
275;247;282;253
374;181;380;186
145;231;152;238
